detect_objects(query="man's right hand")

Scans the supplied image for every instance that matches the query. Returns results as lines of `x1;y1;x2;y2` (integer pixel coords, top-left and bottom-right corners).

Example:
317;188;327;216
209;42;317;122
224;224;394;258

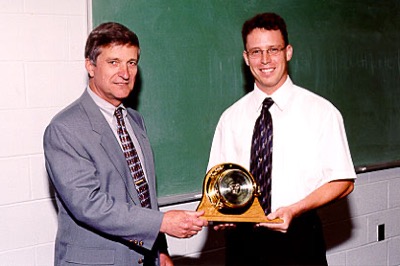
160;210;208;238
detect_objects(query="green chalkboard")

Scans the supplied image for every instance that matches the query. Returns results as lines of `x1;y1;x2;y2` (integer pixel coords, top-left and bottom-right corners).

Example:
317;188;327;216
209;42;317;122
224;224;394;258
92;0;400;201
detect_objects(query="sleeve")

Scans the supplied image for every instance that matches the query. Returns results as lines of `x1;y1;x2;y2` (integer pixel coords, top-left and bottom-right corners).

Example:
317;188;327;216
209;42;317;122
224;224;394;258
319;108;357;182
207;118;225;171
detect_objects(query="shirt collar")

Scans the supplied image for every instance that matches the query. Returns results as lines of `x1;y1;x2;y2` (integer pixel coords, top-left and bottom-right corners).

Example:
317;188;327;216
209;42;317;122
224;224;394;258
252;76;293;112
86;86;126;119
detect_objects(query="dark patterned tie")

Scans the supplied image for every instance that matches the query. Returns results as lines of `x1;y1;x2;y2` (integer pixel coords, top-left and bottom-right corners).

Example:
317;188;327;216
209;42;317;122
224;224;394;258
114;108;151;208
250;98;274;214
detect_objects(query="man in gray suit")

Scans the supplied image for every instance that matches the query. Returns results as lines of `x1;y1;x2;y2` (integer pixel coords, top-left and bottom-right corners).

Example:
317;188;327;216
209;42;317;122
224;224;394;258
44;22;207;266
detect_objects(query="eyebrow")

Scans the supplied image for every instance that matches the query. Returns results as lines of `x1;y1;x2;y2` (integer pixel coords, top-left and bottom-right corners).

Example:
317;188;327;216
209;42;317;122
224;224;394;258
105;57;138;62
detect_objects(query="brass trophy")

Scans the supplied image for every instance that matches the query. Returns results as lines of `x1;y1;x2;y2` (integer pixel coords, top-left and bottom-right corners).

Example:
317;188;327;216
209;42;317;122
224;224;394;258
196;163;283;223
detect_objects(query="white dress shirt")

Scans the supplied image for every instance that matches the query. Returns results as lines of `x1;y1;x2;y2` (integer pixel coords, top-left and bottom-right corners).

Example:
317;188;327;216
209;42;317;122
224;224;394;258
207;77;356;211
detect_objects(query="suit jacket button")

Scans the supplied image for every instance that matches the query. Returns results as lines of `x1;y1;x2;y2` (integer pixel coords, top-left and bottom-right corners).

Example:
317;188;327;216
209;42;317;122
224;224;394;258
138;258;144;264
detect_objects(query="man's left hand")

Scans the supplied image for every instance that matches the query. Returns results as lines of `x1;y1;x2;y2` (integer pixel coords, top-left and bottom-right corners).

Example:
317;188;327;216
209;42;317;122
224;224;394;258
256;206;294;233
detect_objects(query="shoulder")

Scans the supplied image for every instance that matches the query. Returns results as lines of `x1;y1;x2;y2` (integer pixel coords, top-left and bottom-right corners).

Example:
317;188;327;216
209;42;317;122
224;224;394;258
126;107;142;120
126;107;146;129
219;92;254;121
292;84;343;119
50;98;87;126
46;91;96;133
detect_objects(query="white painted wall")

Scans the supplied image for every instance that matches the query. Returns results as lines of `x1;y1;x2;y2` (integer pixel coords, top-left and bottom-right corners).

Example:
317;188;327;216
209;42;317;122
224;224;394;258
0;1;399;265
0;1;87;264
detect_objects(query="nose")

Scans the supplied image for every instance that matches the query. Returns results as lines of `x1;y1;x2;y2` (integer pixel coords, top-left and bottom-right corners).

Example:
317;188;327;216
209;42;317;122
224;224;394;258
118;64;130;80
261;50;271;64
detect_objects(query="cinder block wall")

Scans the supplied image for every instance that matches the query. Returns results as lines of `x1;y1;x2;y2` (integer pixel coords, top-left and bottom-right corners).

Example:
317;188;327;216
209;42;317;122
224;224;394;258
0;1;87;264
1;1;399;265
321;168;400;265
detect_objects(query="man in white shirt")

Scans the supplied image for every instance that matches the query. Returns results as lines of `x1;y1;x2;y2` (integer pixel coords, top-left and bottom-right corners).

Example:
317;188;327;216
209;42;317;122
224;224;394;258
208;13;356;265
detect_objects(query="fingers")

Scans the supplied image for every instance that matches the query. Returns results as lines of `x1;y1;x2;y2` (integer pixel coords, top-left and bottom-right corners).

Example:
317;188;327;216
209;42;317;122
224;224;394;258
255;209;290;232
186;210;208;224
184;211;208;235
193;210;205;217
212;222;236;231
185;229;201;238
161;210;208;238
256;222;288;233
266;212;278;220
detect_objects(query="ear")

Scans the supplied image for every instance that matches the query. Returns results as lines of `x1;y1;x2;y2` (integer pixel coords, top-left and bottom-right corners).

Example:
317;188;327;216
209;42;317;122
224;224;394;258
285;45;293;62
242;50;249;66
85;58;95;78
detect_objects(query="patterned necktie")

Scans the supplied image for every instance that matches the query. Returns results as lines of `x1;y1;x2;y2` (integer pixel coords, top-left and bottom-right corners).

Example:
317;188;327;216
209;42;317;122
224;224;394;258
114;108;151;208
250;97;274;214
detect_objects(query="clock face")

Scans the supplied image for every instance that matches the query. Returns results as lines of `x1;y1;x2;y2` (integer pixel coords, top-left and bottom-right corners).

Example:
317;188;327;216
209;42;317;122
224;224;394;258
206;163;257;210
218;169;255;208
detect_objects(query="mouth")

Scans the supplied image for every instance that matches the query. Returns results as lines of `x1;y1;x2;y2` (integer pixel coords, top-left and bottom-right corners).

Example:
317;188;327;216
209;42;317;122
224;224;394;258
260;67;274;74
114;82;130;86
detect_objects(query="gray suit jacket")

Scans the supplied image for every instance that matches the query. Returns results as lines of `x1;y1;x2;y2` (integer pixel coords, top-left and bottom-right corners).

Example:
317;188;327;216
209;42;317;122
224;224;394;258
44;90;166;265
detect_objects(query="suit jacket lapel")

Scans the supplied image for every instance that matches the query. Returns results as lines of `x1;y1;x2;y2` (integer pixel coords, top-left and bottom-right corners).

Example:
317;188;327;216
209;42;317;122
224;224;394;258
79;91;141;205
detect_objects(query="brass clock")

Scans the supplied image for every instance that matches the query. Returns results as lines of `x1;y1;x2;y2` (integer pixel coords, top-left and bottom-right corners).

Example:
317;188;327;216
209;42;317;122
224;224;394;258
196;163;282;223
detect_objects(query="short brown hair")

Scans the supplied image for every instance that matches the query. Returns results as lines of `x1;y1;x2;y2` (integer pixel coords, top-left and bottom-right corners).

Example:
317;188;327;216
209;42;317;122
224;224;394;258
85;22;140;64
242;13;289;49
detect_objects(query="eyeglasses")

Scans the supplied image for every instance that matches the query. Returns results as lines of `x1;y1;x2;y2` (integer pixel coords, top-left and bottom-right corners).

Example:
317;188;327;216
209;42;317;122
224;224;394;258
246;47;286;59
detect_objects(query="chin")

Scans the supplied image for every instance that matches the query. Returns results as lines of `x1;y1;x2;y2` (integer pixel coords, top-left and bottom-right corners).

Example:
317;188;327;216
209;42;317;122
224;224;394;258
117;88;133;97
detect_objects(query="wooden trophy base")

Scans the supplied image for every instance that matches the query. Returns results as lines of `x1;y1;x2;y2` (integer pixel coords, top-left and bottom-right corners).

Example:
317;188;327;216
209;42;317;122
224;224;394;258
196;194;283;223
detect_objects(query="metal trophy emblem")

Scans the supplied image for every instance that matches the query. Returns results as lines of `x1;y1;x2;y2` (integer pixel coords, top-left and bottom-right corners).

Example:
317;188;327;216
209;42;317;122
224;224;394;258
196;163;282;223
